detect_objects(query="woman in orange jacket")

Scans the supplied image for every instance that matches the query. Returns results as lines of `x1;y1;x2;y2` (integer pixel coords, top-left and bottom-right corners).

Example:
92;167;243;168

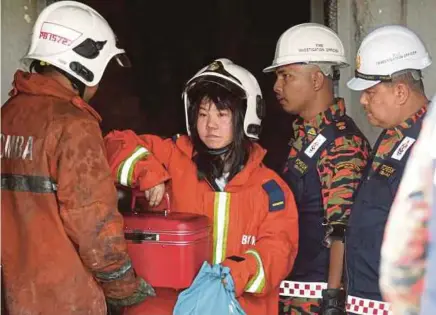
105;58;299;315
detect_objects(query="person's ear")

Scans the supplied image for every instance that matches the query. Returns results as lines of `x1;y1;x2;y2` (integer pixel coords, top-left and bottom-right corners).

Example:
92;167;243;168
393;82;409;106
312;71;325;92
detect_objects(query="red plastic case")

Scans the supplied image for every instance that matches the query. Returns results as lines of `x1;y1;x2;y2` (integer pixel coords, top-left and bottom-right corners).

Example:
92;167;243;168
122;190;211;289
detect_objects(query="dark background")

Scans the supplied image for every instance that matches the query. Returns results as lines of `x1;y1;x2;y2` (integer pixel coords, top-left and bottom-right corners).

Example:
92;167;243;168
81;0;311;171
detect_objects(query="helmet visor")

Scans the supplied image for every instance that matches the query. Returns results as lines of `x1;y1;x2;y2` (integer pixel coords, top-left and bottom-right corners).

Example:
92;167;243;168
115;53;132;68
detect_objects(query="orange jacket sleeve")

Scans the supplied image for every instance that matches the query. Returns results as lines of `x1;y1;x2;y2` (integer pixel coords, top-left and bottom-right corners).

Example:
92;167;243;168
104;130;171;190
222;173;299;297
54;118;143;300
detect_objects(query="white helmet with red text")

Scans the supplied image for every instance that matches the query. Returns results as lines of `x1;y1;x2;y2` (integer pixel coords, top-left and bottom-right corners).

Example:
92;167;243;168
22;0;130;87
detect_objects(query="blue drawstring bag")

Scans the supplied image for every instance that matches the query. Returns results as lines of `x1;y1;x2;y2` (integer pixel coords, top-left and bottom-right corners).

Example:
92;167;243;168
173;261;246;315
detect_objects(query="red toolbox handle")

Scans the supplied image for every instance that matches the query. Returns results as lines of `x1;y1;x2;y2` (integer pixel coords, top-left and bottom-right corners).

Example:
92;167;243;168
131;189;171;215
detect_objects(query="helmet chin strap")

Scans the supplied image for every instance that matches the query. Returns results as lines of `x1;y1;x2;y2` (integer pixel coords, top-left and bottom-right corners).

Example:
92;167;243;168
201;143;232;156
57;68;86;99
29;61;86;99
205;145;231;156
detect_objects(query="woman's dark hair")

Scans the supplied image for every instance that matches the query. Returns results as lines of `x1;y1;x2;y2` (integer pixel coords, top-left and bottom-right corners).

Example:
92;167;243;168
188;78;252;183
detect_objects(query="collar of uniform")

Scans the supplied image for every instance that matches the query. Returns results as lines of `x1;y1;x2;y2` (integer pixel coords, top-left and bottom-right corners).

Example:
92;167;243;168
71;96;102;122
12;70;102;122
179;135;267;191
292;98;347;138
225;142;267;190
390;105;427;138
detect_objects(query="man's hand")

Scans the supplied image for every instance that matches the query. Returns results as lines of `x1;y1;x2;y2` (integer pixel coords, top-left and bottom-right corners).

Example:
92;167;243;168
144;183;165;207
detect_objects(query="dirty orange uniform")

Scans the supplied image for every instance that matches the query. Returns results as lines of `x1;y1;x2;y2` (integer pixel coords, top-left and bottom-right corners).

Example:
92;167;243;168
1;71;147;315
105;130;299;315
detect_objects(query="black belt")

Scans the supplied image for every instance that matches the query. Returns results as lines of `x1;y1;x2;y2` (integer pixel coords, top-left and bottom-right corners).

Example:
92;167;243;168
1;174;57;193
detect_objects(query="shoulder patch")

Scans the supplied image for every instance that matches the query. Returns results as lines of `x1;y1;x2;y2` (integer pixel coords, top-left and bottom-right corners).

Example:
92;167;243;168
262;180;285;211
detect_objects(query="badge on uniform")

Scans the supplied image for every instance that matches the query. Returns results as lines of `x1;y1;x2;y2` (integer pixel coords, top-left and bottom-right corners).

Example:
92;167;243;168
293;158;308;175
378;164;396;178
336;121;346;130
307;127;317;136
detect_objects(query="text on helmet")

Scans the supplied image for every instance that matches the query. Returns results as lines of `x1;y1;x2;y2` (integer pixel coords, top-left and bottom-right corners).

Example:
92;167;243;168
376;51;418;66
39;22;82;47
298;43;339;54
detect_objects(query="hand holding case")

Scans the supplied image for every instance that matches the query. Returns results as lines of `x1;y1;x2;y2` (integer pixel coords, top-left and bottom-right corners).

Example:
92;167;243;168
121;188;211;289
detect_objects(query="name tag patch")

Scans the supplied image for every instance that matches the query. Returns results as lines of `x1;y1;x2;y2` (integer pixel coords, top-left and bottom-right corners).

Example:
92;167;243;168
304;134;327;158
391;136;415;161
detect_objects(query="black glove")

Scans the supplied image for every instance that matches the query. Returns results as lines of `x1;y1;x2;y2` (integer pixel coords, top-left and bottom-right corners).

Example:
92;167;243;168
319;289;346;315
106;277;156;308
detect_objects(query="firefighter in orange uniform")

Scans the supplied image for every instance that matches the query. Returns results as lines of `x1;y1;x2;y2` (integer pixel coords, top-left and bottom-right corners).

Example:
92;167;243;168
104;58;299;315
1;2;155;314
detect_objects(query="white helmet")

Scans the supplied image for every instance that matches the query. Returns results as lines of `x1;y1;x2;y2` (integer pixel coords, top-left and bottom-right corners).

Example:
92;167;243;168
263;23;348;73
183;58;265;139
22;1;129;87
347;25;432;91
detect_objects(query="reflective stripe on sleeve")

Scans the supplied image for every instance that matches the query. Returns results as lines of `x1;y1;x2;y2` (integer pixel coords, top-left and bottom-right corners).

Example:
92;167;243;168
245;249;266;293
117;146;149;187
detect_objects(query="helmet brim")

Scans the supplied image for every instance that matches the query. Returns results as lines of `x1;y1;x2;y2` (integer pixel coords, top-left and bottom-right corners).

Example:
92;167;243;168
263;64;280;73
347;77;380;91
263;60;349;73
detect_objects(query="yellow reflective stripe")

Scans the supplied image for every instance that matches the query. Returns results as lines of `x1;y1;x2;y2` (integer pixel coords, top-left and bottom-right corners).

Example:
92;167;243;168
212;192;231;264
117;146;149;186
245;249;266;293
